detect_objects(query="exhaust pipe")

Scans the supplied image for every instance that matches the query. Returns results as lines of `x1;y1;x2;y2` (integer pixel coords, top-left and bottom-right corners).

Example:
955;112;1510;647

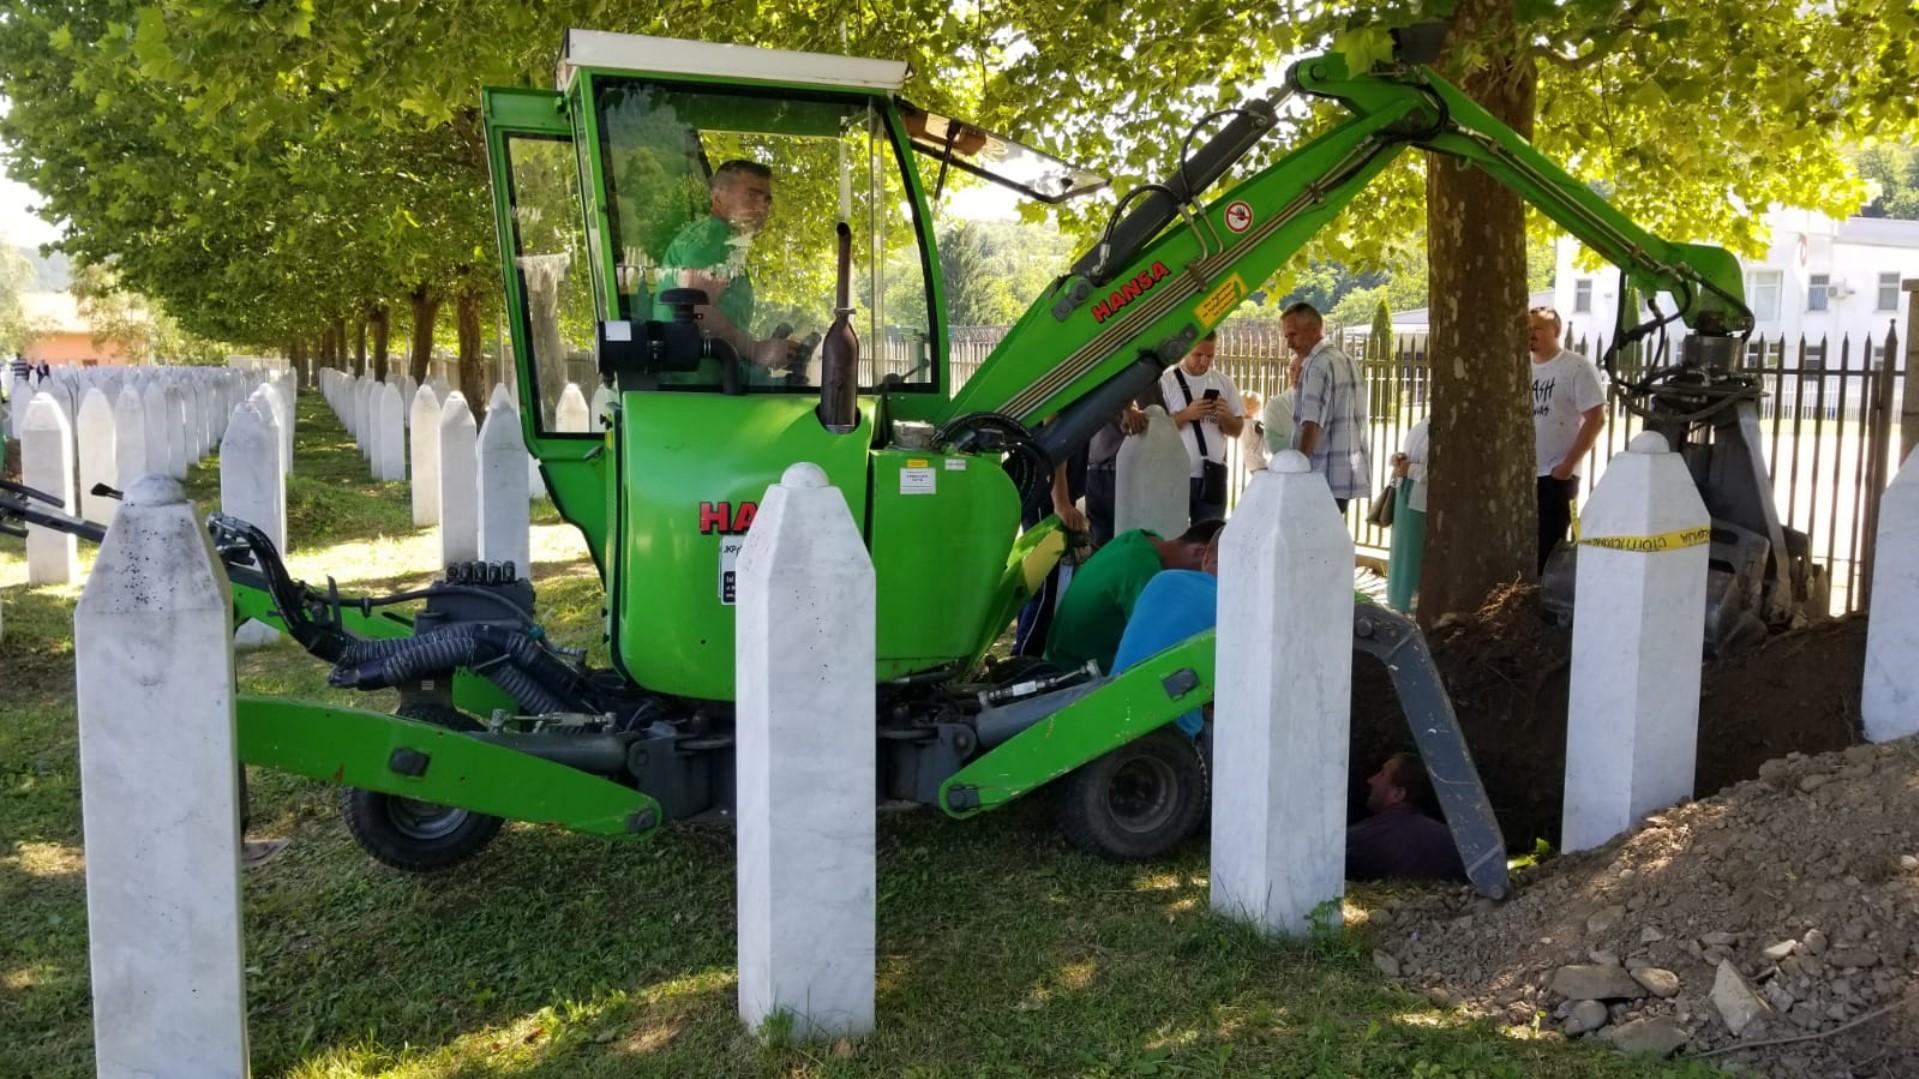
817;222;859;433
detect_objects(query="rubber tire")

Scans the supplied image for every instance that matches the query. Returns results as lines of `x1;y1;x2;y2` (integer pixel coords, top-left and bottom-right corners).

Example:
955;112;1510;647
340;706;505;873
1055;728;1209;862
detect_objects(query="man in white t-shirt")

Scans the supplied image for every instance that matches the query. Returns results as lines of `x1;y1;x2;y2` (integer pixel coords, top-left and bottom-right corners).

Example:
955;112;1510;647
1159;332;1244;522
1528;306;1606;572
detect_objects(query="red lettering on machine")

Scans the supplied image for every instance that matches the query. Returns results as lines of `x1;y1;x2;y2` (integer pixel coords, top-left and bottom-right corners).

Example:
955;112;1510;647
1091;261;1171;324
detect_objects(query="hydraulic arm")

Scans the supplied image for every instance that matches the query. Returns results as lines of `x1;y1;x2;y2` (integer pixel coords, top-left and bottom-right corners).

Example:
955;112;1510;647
938;47;1753;447
938;34;1803;649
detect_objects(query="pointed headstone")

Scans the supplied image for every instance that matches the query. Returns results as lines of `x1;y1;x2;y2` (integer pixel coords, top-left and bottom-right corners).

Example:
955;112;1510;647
142;380;172;483
222;403;286;648
365;382;386;473
590;384;615;431
245;388;289;548
1866;447;1919;742
735;462;877;1039
1210;454;1354;936
437;392;480;566
410;385;443;526
375;382;406;482
1115;405;1191;537
113;386;150;494
23;394;78;585
555;382;592;433
261;378;293;475
74;475;249;1074
163;384;190;477
77;388;118;525
478;386;531;571
1562;432;1710;853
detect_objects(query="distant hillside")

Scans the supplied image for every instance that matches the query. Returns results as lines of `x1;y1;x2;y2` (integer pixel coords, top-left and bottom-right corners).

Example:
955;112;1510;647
18;246;70;291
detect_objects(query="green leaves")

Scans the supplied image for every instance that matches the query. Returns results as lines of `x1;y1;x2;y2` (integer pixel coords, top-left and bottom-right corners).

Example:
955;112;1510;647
1332;27;1396;75
3;0;1915;356
131;7;171;72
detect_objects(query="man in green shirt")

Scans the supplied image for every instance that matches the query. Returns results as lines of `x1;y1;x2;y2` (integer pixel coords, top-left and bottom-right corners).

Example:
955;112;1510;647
657;159;797;373
1044;519;1225;674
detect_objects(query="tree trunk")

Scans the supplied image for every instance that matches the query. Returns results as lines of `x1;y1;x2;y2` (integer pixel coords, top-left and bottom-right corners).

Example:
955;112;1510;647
356;319;371;382
407;285;441;387
369;303;391;383
455;286;488;422
1418;0;1540;624
289;336;309;382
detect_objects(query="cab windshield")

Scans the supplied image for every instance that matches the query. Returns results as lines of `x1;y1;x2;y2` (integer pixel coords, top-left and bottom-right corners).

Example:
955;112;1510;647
593;79;936;393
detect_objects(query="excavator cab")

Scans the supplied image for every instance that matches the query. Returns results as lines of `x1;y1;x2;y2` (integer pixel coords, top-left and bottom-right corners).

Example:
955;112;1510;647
481;32;1104;700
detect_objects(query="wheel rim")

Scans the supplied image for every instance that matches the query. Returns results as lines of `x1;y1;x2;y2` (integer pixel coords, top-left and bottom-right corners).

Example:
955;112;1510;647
385;797;469;841
1106;753;1179;835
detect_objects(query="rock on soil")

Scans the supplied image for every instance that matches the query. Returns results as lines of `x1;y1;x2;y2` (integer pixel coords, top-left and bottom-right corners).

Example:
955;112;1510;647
1369;736;1919;1078
1602;1016;1689;1058
1350;584;1866;846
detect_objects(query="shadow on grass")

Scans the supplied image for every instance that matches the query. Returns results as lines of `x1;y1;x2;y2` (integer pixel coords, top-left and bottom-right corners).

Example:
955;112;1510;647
217;803;1720;1079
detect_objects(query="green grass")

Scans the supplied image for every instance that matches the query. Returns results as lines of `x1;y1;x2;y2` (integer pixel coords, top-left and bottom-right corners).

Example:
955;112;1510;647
0;390;1729;1078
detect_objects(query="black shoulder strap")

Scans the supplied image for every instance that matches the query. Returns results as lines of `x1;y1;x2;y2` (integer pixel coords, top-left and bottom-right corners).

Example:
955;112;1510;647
1171;368;1210;459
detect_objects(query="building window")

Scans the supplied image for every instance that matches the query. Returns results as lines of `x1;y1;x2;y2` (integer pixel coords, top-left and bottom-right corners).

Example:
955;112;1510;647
1808;273;1830;312
1746;270;1783;322
1880;272;1902;312
1573;278;1592;313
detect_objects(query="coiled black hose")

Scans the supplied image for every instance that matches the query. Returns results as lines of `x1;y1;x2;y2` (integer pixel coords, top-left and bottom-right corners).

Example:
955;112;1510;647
330;623;572;715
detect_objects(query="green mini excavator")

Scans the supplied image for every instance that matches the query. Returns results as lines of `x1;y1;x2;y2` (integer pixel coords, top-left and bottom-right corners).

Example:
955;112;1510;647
8;25;1815;901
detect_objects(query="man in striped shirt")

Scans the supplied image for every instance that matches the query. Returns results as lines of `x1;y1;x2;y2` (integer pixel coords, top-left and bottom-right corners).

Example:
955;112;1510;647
1284;302;1372;512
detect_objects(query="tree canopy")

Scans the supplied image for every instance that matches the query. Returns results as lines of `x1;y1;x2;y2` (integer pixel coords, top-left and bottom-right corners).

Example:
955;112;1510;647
5;2;1911;346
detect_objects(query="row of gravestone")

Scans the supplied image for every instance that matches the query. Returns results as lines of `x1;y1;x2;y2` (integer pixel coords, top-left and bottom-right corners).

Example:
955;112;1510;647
316;370;549;573
9;366;294;588
321;372;614;482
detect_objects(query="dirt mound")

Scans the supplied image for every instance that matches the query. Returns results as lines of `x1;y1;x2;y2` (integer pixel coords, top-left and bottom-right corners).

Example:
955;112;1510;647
1371;737;1919;1076
1351;586;1866;846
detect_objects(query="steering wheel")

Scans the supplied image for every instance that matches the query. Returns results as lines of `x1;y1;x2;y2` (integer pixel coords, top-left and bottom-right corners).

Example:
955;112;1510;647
779;326;824;388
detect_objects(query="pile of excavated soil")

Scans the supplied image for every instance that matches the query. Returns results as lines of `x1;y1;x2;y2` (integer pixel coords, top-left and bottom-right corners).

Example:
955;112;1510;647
1350;585;1866;846
1369;737;1919;1077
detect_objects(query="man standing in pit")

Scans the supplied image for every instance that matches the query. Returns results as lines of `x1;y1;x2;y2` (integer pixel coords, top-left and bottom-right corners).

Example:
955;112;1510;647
1528;306;1605;572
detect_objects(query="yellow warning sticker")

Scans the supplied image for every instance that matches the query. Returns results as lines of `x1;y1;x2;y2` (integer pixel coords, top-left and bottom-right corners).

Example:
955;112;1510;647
906;458;929;468
1195;273;1247;327
1577;526;1712;553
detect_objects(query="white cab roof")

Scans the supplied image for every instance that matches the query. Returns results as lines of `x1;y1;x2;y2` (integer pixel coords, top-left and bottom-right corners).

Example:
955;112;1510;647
559;30;909;93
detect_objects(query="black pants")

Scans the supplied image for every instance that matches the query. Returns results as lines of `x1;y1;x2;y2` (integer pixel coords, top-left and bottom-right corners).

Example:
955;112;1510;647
1086;467;1117;547
1188;476;1225;525
1537;474;1578;572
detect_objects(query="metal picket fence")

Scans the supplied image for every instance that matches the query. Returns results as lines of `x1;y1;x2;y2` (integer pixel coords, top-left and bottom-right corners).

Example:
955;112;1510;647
943;321;1908;616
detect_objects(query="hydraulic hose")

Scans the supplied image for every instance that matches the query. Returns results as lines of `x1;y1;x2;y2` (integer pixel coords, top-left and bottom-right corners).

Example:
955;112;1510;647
330;623;574;716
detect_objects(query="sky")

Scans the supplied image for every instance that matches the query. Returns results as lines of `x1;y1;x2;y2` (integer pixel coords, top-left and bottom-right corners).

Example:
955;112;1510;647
1;171;59;249
0;99;61;250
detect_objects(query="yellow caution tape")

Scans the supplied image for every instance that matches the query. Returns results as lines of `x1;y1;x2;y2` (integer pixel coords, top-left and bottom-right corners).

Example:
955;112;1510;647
1576;525;1712;553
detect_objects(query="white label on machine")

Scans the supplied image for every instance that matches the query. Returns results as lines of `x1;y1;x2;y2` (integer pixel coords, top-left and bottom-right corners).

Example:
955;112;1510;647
900;467;937;495
944;458;966;471
605;320;633;342
719;537;745;604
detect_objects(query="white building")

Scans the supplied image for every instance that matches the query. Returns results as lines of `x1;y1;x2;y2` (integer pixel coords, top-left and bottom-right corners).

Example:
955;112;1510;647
1553;209;1919;365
